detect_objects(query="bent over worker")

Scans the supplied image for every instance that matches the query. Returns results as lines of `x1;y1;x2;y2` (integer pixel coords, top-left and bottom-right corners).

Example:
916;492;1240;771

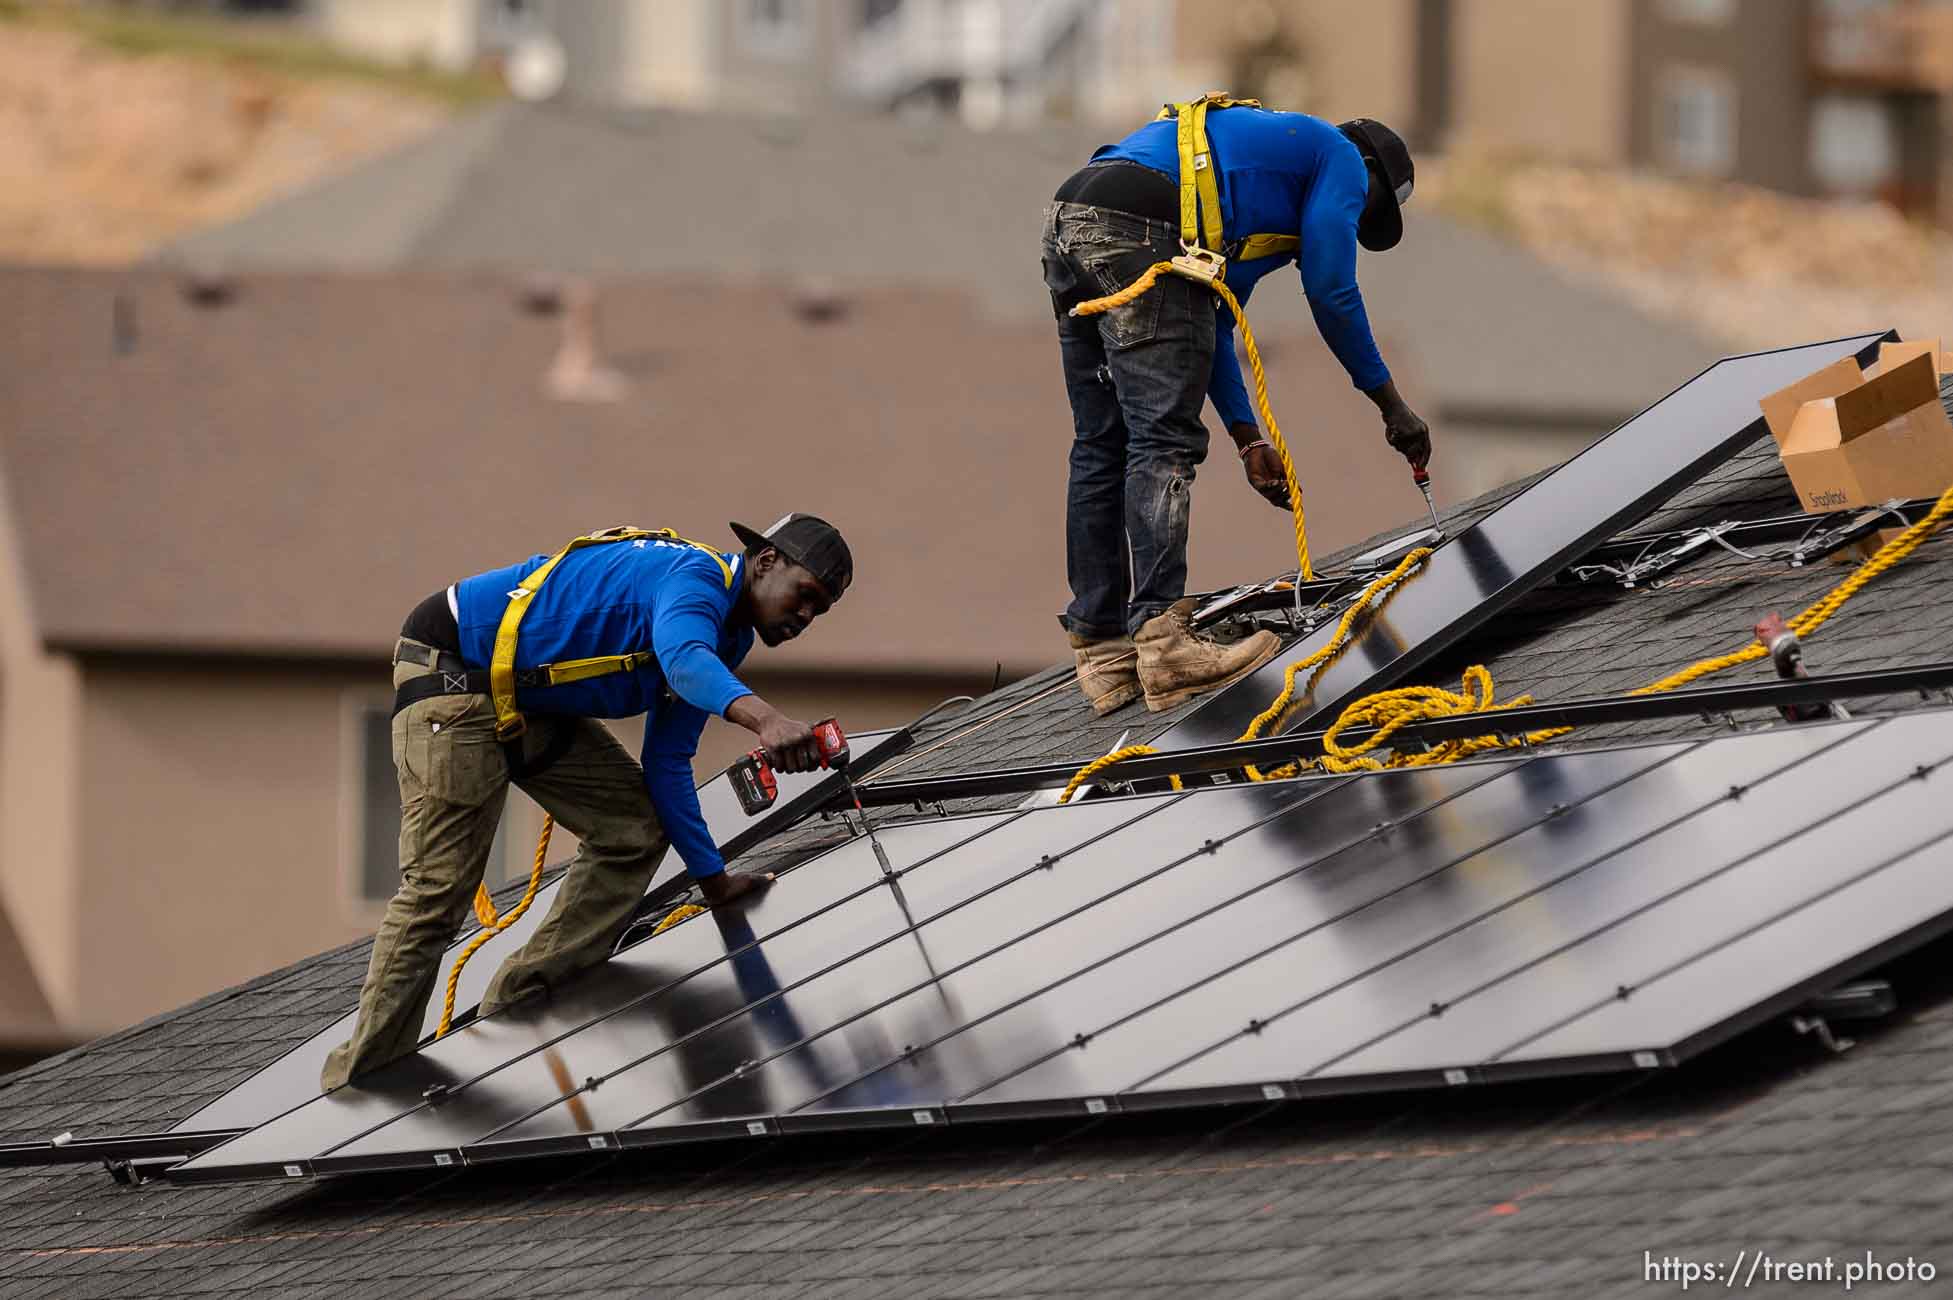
1042;99;1433;715
322;513;853;1090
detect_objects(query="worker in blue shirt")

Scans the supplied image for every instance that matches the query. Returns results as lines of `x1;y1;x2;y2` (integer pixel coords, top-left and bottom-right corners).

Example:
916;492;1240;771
1042;106;1431;715
322;513;852;1090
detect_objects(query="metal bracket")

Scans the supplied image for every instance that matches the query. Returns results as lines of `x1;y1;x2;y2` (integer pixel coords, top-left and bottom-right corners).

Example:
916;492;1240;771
1790;978;1897;1055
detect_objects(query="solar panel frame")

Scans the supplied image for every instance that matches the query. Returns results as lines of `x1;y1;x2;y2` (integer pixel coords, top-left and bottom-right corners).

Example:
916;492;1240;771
1154;332;1895;751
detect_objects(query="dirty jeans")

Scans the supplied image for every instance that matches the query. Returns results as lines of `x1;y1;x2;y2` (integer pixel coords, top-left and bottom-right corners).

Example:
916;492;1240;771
320;644;671;1090
1042;200;1216;640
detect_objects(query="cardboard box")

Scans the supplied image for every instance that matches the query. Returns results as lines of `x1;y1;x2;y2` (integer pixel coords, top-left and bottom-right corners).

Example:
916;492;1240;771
1759;340;1953;515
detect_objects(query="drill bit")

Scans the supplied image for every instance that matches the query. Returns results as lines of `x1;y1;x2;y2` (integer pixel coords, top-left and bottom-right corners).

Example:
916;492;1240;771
1413;466;1441;535
837;763;893;876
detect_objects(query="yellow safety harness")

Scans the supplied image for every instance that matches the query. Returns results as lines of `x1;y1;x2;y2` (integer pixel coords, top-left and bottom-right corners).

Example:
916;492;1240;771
430;525;739;1035
489;525;734;742
1156;92;1301;264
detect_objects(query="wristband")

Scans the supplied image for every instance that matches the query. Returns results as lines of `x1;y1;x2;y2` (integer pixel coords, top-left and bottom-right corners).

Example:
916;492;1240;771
1237;438;1273;461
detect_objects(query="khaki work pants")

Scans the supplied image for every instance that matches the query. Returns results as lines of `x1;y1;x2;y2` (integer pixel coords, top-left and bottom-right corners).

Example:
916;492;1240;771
321;647;671;1090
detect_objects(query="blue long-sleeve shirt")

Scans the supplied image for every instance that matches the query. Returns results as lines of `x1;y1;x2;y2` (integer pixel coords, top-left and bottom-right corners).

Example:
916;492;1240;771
454;537;755;879
1093;108;1391;426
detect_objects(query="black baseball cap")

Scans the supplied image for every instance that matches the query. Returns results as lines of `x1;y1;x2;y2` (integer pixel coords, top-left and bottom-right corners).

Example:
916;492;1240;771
729;512;854;600
1337;118;1414;252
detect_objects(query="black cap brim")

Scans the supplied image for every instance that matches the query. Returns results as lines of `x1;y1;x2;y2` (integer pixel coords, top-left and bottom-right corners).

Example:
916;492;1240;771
1357;190;1403;253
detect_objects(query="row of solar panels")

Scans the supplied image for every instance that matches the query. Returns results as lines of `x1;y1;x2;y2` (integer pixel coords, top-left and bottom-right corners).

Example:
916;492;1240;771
169;706;1953;1181
149;331;1953;1183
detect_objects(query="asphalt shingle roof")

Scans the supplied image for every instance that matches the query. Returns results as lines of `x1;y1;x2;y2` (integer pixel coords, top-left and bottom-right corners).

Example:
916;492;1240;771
2;376;1951;1299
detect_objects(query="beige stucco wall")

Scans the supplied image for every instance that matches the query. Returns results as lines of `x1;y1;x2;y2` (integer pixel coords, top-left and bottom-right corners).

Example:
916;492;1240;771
1168;0;1417;123
1450;0;1633;163
0;459;80;1030
1281;0;1419;126
65;660;991;1032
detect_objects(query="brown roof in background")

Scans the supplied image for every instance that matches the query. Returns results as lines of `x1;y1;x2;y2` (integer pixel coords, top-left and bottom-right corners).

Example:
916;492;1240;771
157;102;1722;421
0;265;1417;675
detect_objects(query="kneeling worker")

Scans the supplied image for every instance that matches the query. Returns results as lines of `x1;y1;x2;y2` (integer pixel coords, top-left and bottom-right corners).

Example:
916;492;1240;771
322;513;852;1089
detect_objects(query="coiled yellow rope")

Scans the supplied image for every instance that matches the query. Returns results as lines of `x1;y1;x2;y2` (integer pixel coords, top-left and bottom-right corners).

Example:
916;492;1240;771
438;813;552;1038
1058;471;1953;798
1071;262;1313;582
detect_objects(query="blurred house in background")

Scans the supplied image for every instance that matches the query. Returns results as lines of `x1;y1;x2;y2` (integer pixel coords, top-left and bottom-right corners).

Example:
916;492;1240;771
263;0;1951;223
159;101;1719;499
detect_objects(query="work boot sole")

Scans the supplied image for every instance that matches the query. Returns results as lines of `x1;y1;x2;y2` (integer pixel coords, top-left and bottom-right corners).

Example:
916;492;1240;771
1143;636;1282;713
1085;679;1143;716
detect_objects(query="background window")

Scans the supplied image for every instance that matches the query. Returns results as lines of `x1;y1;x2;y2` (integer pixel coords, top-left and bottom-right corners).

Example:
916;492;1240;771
1657;67;1738;176
741;0;812;57
1808;93;1900;195
355;706;510;907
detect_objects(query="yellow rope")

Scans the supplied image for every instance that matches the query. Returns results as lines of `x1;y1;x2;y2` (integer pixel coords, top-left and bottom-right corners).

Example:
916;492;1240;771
1057;476;1953;798
1071;262;1312;581
1630;482;1953;697
653;903;706;935
438;813;552;1038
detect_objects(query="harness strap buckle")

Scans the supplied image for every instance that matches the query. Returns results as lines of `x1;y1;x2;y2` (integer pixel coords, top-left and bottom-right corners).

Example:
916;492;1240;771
1168;244;1226;286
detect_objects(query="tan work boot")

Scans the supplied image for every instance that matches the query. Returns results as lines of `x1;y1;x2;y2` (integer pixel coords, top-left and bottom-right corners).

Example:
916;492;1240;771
1070;632;1142;715
1134;599;1281;712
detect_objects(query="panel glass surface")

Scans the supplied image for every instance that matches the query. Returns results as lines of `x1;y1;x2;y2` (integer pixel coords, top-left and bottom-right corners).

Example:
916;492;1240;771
1125;720;1887;1097
339;792;1235;1161
924;741;1696;1113
1489;736;1953;1064
174;730;901;1135
1157;335;1889;750
585;754;1624;1135
472;777;1348;1146
175;801;1137;1174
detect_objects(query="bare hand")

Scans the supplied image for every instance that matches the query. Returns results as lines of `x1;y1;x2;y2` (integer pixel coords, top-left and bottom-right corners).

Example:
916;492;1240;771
728;696;823;773
698;870;775;908
1242;444;1292;511
1382;403;1431;471
757;713;820;773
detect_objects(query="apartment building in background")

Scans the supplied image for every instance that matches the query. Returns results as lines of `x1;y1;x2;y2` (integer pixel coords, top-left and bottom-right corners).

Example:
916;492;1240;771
284;0;1949;221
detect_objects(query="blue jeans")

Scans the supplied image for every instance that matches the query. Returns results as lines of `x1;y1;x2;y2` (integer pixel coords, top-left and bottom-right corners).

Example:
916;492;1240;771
1042;201;1215;640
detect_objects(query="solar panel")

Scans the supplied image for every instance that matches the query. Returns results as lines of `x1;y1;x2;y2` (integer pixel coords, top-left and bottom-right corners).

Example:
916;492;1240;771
169;727;909;1137
1157;332;1893;749
170;706;1953;1183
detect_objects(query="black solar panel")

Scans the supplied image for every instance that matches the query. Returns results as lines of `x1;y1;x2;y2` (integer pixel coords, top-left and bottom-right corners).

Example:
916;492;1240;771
1157;332;1893;749
170;728;909;1137
170;708;1953;1184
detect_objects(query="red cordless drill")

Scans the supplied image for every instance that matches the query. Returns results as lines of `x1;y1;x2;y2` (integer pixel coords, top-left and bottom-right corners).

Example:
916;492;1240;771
730;717;850;816
728;717;894;875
